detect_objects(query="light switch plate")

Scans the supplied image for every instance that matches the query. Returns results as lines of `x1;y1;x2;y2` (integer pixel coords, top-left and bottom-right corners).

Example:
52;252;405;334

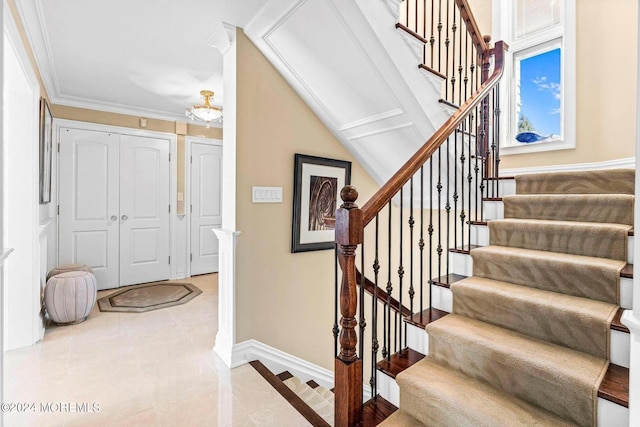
252;186;283;203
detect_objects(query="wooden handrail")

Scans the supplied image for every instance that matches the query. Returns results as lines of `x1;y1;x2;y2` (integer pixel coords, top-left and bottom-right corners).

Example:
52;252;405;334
361;40;507;226
455;0;490;54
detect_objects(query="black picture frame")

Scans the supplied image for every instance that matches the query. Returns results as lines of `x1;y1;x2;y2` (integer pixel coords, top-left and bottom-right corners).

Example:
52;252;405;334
39;97;53;204
291;154;351;253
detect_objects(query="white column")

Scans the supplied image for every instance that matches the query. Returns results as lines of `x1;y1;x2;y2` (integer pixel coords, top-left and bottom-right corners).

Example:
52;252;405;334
212;229;240;367
210;22;239;367
621;5;640;424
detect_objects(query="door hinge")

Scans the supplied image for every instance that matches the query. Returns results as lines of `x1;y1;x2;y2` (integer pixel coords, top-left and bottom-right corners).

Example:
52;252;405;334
168;256;171;264
190;155;192;164
190;253;193;262
57;143;60;153
169;204;171;213
190;204;193;213
168;153;171;162
57;205;60;215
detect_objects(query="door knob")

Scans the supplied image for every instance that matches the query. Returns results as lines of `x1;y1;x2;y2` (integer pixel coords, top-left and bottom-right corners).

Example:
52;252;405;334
121;215;128;221
110;215;118;221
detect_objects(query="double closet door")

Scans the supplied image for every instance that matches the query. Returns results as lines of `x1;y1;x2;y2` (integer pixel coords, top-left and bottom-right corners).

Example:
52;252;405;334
59;128;171;290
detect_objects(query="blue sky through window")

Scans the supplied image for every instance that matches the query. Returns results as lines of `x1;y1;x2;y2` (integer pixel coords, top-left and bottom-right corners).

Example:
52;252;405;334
518;47;561;138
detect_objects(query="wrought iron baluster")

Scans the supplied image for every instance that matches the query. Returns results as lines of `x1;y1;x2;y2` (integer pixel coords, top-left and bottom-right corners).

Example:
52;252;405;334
371;215;380;401
359;236;366;387
437;146;443;281
385;202;392;361
450;1;456;103
430;0;435;68
408;178;415;344
333;243;339;358
437;0;443;73
398;187;404;352
420;167;425;318
445;136;451;277
445;0;450;99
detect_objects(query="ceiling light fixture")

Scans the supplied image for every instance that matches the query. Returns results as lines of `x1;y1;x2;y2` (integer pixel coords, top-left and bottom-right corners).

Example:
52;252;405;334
186;90;222;128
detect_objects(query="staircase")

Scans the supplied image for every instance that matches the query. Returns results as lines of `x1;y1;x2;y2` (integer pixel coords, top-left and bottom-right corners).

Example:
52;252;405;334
379;169;633;426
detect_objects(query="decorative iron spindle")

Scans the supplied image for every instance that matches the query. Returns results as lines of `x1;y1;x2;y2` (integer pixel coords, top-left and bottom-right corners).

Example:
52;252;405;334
334;243;339;357
409;178;415;324
450;1;456;103
420;166;425;317
370;215;380;401
445;137;451;277
385;202;392;361
398;187;404;352
430;0;435;67
444;0;450;100
437;146;443;280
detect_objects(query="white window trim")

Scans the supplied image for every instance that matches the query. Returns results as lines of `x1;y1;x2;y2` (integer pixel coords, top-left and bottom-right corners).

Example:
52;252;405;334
493;0;576;155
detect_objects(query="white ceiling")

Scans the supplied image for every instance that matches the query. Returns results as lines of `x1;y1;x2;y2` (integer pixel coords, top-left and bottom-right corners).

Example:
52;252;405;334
15;0;265;123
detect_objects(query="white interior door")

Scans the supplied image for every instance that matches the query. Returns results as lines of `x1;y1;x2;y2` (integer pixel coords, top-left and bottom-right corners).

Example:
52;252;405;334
58;128;120;290
190;142;222;275
119;135;171;286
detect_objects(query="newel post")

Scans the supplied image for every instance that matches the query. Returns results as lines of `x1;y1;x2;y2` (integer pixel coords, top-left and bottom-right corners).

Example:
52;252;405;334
335;185;363;427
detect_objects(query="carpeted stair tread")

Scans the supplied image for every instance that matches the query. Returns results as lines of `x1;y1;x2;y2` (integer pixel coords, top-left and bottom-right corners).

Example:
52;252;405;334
515;169;634;195
471;245;626;304
427;314;608;426
503;194;634;225
489;218;632;261
396;357;576;427
283;377;334;425
451;276;617;359
377;409;425;426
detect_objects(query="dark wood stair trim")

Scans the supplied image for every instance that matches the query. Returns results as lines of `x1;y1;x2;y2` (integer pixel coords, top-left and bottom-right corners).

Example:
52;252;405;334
418;64;447;80
277;371;294;381
307;379;321;389
429;273;467;289
483;197;503;202
449;244;481;254
598;364;629;407
249;360;331;427
395;23;428;44
438;98;459;110
621;264;633;278
405;307;449;328
612;308;630;333
363;395;397;427
485;176;515;180
377;348;425;379
469;220;488;226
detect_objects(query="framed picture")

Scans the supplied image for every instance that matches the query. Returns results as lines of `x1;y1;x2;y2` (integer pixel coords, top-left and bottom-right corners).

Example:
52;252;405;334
292;154;351;253
39;97;53;204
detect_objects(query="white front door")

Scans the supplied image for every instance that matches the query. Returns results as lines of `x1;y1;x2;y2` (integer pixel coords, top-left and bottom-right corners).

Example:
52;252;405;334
58;128;120;289
59;128;171;290
190;142;222;275
119;135;171;286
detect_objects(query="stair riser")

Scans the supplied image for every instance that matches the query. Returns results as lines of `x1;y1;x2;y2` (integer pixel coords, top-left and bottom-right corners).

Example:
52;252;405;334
483;200;504;220
484;180;516;198
377;371;400;407
449;252;634;309
428;286;630;368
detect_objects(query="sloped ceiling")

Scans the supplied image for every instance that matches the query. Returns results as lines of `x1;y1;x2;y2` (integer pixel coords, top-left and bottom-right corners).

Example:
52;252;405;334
15;0;264;122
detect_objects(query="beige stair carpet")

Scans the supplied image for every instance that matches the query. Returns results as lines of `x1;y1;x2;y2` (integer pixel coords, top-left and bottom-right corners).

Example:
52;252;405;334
515;169;634;195
427;314;608;427
283;376;334;426
471;245;626;304
395;357;576;427
451;277;617;358
503;194;634;225
489;218;631;261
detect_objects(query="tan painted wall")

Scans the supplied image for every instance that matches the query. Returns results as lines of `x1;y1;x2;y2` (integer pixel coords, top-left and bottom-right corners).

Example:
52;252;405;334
497;0;638;169
51;105;222;213
235;30;379;370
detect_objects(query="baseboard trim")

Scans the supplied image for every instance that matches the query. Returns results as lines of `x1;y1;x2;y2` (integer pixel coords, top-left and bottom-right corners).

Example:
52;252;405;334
231;340;335;390
501;157;635;176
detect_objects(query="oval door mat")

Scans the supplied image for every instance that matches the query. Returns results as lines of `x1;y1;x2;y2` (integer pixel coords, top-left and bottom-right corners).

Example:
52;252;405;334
97;282;202;313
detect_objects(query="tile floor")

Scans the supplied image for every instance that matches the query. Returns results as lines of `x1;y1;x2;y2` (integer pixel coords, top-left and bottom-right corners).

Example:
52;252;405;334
3;274;311;426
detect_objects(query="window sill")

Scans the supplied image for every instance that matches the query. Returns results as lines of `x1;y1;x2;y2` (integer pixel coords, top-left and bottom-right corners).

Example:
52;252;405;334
500;138;575;156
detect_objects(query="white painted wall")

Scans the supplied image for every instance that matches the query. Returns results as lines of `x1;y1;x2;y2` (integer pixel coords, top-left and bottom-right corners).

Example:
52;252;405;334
3;8;43;350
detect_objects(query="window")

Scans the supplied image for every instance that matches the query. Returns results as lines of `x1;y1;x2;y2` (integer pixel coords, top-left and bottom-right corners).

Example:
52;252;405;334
493;0;575;154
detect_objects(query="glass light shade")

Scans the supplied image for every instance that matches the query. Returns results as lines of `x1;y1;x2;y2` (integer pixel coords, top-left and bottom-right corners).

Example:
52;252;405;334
186;90;222;127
